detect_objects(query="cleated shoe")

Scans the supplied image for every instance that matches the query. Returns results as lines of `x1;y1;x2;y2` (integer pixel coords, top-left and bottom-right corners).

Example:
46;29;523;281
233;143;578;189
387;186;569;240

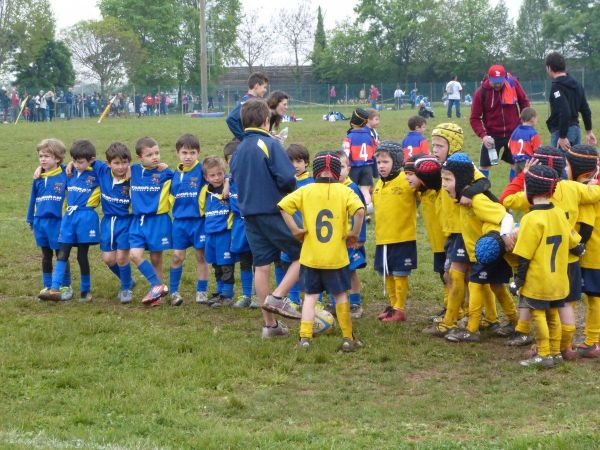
296;338;311;350
445;329;481;343
576;343;600;359
262;294;302;319
506;332;533;347
519;354;555;368
350;304;364;319
339;336;364;353
206;292;221;306
118;289;133;304
553;354;564;365
141;284;168;305
261;320;289;339
38;289;62;302
430;307;447;322
493;321;516;337
481;321;500;333
561;347;579;361
381;309;406;322
211;296;233;308
377;306;394;320
149;298;162;307
232;295;252;309
195;291;209;305
249;297;260;309
422;323;453;338
79;292;92;303
60;286;74;301
170;292;183;306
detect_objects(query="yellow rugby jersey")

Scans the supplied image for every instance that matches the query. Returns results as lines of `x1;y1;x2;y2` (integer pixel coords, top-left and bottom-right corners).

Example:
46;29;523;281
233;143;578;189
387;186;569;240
372;172;417;244
513;204;581;301
419;189;446;253
580;202;600;269
278;181;364;269
459;193;507;263
439;168;487;235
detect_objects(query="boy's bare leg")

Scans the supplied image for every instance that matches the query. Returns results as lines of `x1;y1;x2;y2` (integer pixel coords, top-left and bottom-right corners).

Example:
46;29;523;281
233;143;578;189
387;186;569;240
255;264;276;326
272;260;300;297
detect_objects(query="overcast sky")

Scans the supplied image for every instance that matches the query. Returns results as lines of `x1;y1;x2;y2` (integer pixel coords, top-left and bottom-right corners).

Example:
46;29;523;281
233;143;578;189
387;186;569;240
49;0;523;31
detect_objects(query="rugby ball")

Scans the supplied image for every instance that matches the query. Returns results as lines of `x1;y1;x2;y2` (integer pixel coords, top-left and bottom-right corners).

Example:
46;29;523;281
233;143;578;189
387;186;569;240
313;309;336;336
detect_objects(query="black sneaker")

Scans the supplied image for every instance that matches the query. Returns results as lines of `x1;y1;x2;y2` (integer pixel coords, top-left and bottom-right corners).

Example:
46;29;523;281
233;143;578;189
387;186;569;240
506;332;533;347
445;329;480;343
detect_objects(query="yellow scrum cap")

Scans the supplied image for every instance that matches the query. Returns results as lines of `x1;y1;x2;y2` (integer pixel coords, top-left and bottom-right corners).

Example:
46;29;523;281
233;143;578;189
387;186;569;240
432;123;464;155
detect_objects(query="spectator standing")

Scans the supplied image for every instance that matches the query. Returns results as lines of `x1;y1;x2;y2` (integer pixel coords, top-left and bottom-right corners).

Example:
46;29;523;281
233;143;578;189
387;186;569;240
369;84;379;109
394;85;405;110
329;85;336;103
64;87;74;120
469;64;530;177
545;51;596;150
445;75;462;118
10;88;19;123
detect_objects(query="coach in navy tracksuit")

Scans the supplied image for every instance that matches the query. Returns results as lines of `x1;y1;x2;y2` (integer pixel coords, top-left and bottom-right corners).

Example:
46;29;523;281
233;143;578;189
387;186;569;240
225;72;269;141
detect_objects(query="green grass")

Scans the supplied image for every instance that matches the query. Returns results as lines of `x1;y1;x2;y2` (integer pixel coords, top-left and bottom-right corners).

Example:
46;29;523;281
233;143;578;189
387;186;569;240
2;104;600;449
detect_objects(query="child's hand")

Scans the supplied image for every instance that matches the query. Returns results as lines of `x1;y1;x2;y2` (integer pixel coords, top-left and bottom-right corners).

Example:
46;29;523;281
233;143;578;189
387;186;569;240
345;232;360;249
33;166;43;179
222;178;230;199
65;161;74;177
523;158;539;175
293;228;307;242
459;196;472;207
501;234;516;252
157;163;169;171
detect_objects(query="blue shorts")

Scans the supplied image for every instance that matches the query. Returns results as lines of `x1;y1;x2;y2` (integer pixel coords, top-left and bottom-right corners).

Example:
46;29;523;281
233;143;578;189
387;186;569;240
348;246;367;271
172;217;205;250
244;214;301;266
129;214;172;251
59;208;100;245
301;265;351;295
445;233;470;264
469;257;512;284
433;252;446;275
582;268;600;296
567;261;582;302
33;217;61;250
519;296;565;310
205;230;236;265
230;215;250;254
100;215;132;252
374;241;417;276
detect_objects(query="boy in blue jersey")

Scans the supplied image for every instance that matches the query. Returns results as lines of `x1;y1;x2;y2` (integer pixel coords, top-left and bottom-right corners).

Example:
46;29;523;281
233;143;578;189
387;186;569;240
38;140;101;302
199;156;236;307
168;134;209;307
508;107;541;179
225;72;269;141
402;116;430;161
274;144;314;310
224;141;257;309
129;137;174;306
27;138;73;300
93;142;135;304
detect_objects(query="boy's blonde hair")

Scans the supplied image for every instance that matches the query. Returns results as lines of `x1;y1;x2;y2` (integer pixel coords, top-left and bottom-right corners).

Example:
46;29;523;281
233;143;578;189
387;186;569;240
37;138;66;164
202;156;226;175
366;108;380;120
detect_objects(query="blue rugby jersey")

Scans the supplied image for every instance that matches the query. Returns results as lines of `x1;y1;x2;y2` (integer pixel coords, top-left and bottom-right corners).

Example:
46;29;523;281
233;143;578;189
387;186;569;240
130;164;174;215
26;166;68;224
92;160;131;217
65;167;101;209
292;171;314;226
170;160;205;219
343;177;367;243
199;184;233;234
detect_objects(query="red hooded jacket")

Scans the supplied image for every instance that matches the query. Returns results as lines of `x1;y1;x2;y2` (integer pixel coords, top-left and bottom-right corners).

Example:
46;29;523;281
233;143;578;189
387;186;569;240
470;77;530;139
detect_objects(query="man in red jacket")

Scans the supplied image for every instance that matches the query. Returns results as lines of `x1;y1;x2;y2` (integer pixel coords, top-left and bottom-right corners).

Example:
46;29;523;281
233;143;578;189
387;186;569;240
470;64;530;178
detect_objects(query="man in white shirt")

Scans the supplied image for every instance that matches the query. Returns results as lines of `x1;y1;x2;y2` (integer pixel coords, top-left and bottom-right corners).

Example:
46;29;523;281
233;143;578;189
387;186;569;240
445;75;462;118
393;85;405;110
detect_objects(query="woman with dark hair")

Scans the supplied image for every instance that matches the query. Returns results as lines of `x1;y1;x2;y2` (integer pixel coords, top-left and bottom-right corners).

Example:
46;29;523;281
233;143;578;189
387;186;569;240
267;91;289;141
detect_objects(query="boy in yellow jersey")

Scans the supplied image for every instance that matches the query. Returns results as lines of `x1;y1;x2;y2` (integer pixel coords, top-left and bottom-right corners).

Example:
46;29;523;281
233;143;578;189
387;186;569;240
404;155;448;315
371;141;417;322
502;146;600;357
425;123;495;336
513;165;584;368
439;153;518;343
278;151;365;351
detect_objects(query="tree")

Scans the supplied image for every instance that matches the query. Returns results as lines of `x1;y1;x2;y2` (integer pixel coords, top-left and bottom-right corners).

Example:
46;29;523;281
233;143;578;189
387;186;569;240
276;2;314;83
15;39;75;89
310;6;329;82
511;0;549;63
233;10;271;72
63;18;142;95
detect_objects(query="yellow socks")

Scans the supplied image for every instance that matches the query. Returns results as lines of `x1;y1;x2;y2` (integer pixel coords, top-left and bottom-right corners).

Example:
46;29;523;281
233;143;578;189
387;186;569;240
442;269;466;328
491;284;518;323
560;323;576;351
531;309;550;357
299;320;313;340
547;307;561;356
584;296;600;346
467;283;492;333
515;318;530;335
335;302;353;339
385;276;397;308
481;285;498;325
393;276;408;311
443;284;449;308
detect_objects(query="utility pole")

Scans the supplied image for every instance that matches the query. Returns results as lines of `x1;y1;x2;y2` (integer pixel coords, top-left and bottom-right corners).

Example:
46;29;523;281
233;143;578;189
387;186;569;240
199;0;209;112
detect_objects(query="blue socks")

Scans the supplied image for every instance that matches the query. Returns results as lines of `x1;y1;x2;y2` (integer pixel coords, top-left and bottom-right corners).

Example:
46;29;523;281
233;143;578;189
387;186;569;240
61;269;72;287
169;266;183;293
349;292;362;305
108;263;120;278
274;265;285;286
42;272;52;289
81;274;91;293
240;269;253;297
221;282;234;298
51;260;68;290
196;279;208;293
289;282;301;305
137;260;160;287
217;280;224;295
119;263;132;290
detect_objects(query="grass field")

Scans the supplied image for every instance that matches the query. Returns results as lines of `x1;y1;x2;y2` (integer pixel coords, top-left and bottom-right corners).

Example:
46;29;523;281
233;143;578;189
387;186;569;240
2;102;600;449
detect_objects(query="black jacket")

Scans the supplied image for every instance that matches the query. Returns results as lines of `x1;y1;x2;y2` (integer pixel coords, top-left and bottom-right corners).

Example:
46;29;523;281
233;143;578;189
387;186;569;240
546;74;592;138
